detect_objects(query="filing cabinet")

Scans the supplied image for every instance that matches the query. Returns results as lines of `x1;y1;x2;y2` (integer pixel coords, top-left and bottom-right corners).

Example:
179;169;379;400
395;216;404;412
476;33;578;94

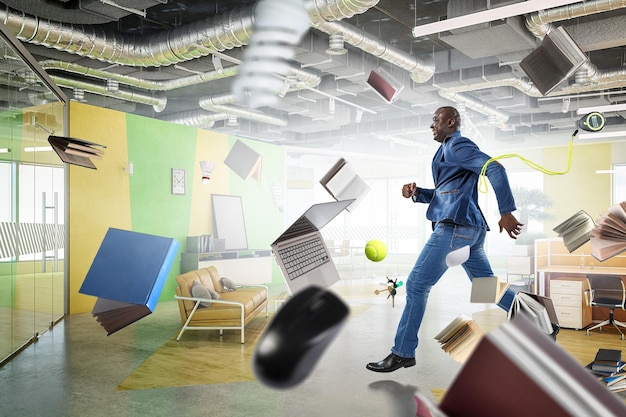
549;277;592;330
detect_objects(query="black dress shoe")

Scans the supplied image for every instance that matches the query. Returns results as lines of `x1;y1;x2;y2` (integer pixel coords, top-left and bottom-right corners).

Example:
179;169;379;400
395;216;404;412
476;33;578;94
366;353;416;372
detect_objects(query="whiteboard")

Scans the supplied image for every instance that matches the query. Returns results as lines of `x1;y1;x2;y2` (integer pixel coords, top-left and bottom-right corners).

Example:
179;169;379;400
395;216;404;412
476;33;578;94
211;194;248;251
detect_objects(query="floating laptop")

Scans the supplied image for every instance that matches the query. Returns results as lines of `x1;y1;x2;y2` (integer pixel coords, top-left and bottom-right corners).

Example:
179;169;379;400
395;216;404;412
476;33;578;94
271;199;354;295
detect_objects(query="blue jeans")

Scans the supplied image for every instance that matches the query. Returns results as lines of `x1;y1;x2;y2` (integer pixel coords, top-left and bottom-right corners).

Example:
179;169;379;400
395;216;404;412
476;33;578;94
391;222;515;358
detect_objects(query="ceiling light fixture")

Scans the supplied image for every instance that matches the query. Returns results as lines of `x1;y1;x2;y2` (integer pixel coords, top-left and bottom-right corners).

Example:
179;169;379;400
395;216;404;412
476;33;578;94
99;0;146;18
412;0;584;38
24;146;53;152
578;131;626;140
576;103;626;115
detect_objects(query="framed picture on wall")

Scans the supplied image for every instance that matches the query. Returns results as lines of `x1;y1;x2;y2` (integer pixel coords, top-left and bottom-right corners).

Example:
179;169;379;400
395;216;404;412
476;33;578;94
172;168;185;195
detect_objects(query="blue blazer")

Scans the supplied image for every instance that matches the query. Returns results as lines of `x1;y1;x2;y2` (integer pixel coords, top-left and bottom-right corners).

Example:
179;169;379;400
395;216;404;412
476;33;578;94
414;131;516;230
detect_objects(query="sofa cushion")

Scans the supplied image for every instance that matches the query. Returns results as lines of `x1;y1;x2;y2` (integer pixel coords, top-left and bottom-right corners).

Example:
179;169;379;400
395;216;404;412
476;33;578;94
191;280;221;307
221;277;237;291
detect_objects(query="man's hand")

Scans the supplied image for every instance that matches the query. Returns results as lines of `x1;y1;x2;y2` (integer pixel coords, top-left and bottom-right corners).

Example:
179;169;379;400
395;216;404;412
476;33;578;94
402;183;417;198
498;213;523;239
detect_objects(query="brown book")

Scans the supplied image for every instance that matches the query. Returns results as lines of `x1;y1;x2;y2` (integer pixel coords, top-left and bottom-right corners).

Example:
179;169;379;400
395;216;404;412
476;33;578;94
47;135;106;170
439;316;626;417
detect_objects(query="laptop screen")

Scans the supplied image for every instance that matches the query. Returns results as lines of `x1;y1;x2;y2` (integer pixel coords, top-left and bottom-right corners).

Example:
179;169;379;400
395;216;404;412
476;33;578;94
303;199;354;229
273;199;354;244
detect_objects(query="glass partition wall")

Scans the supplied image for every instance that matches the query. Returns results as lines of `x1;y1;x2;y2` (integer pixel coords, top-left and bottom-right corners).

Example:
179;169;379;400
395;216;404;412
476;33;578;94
0;25;68;365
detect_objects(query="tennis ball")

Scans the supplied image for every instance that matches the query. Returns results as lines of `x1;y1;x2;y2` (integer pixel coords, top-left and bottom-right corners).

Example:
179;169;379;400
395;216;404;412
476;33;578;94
365;240;387;262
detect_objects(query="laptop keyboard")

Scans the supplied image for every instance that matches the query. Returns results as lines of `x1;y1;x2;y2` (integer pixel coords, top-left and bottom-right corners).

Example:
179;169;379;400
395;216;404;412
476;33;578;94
278;236;330;280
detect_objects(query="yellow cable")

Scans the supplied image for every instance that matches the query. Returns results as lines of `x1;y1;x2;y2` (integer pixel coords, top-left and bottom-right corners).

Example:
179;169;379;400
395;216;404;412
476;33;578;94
478;134;574;194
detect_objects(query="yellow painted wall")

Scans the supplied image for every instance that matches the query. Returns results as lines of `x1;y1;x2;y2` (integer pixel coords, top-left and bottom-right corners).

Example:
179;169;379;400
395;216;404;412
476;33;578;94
68;102;132;314
187;129;230;235
543;142;611;233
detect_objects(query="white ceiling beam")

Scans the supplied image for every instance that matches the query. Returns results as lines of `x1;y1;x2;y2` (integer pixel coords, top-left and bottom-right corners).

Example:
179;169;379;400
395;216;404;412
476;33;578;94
412;0;585;38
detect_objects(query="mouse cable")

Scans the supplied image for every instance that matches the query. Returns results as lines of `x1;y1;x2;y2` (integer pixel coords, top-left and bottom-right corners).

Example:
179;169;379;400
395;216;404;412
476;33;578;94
478;129;578;194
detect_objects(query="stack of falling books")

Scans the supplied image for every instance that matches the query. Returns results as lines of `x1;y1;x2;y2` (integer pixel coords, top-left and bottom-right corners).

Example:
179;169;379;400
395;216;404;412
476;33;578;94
587;348;626;393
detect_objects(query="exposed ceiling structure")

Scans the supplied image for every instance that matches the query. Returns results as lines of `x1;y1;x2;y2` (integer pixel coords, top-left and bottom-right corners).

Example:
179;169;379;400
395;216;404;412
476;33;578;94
1;0;626;159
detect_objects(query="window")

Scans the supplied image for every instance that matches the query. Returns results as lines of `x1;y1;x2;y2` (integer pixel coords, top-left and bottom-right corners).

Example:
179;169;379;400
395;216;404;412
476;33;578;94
611;163;626;204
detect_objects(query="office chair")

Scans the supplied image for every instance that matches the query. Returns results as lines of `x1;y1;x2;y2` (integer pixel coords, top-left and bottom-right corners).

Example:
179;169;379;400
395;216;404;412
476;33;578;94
585;275;626;340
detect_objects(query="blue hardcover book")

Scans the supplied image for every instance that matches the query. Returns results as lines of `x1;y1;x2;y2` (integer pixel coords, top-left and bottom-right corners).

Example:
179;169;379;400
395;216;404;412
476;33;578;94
79;228;180;335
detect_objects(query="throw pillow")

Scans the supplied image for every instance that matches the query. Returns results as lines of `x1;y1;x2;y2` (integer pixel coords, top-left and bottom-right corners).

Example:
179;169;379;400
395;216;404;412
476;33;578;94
221;277;237;291
191;280;214;308
208;288;222;301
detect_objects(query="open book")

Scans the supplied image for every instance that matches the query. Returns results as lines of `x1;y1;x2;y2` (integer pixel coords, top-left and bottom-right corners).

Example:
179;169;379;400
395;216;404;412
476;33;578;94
434;315;484;363
508;292;557;336
470;276;510;304
48;135;106;169
79;228;179;335
437;316;626;417
553;209;595;252
590;201;626;261
319;158;370;213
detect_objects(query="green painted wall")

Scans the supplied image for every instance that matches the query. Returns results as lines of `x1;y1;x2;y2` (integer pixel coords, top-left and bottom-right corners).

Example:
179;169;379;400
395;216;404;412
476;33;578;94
125;115;198;300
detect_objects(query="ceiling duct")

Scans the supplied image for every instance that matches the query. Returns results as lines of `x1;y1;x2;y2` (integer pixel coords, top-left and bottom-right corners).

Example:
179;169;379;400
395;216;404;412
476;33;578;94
50;75;167;112
0;0;435;86
525;0;626;38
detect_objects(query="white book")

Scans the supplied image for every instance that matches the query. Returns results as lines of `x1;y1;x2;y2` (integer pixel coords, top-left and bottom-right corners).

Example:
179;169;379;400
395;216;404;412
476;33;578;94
319;158;370;213
510;292;553;335
470;276;510;304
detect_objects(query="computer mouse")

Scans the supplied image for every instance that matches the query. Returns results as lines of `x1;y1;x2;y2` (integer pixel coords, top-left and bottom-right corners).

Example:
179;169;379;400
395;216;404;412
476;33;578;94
253;285;349;389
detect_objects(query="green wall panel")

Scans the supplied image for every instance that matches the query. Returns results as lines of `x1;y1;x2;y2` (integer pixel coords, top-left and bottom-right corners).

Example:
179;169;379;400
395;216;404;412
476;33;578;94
126;114;197;300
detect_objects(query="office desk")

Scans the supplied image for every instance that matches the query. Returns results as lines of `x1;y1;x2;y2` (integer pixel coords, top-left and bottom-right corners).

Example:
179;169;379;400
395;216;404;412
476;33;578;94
536;265;626;296
536;265;626;327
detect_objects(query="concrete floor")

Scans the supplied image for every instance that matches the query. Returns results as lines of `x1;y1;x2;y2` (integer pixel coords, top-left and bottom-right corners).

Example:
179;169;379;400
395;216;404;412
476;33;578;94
0;267;507;417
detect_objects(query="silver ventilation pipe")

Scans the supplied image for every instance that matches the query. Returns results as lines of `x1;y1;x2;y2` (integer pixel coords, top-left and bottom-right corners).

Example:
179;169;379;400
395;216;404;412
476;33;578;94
50;75;167;112
0;5;255;67
442;77;543;98
0;1;373;67
438;90;509;125
160;110;228;128
40;60;320;118
40;60;239;91
0;1;431;85
311;20;435;83
198;93;288;127
525;0;626;38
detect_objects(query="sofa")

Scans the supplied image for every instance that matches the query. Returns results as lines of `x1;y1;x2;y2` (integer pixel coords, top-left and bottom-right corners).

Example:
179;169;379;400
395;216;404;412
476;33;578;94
174;265;269;343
